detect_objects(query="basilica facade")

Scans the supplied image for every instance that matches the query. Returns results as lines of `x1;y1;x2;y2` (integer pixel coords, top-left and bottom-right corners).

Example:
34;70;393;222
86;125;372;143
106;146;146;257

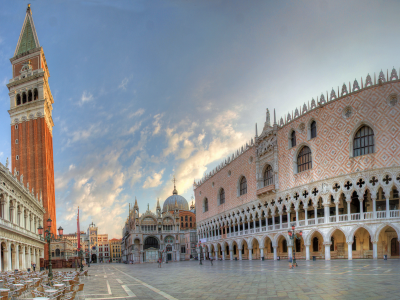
121;186;196;263
195;70;400;261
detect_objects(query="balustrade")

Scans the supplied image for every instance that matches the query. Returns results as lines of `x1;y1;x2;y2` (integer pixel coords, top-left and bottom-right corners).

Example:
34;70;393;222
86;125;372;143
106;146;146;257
364;212;373;220
317;217;324;224
329;216;336;223
308;219;315;225
299;220;305;226
281;223;288;229
338;215;348;222
351;213;360;221
255;228;260;233
244;230;248;235
268;225;274;231
261;226;267;232
389;210;400;218
377;211;386;219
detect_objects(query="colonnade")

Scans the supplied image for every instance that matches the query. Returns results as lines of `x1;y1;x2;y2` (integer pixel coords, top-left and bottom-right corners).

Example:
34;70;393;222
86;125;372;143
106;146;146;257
0;239;43;271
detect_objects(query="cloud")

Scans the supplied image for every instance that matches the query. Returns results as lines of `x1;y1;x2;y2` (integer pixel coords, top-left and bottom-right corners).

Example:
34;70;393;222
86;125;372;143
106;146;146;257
157;109;246;201
65;124;102;146
152;114;163;135
79;91;93;106
129;108;145;118
55;145;127;237
142;169;165;188
118;77;130;90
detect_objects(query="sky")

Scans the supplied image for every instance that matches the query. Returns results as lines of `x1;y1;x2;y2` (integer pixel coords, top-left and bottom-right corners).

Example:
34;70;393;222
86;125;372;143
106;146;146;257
0;0;400;238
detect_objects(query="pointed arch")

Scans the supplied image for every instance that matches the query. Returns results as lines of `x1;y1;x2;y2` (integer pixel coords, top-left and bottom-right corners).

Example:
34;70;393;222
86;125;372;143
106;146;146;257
374;222;400;242
304;228;327;244
347;224;374;243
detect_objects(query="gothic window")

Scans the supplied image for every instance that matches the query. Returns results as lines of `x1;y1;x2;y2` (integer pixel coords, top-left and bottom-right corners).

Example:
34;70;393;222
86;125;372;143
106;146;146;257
55;249;60;257
240;177;247;195
264;165;273;186
203;198;208;212
330;237;334;251
34;88;38;100
297;146;312;173
291;131;296;147
352;237;357;251
28;90;32;102
353;126;374;157
22;92;27;104
282;240;287;253
16;94;21;106
310;121;317;139
219;188;225;205
313;237;318;252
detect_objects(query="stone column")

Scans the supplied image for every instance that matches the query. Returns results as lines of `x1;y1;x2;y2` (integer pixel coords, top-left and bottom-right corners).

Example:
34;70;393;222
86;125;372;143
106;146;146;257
203;251;206;261
385;194;390;218
253;220;256;230
215;250;218;261
4;248;9;271
273;246;277;260
347;242;353;260
360;199;364;220
260;248;264;259
259;218;262;229
288;246;292;260
335;203;339;222
372;195;377;219
314;206;317;224
324;243;331;260
372;242;378;259
248;248;252;260
9;244;12;270
247;221;250;232
287;211;291;225
233;224;236;234
324;205;330;223
279;214;283;227
222;249;225;260
347;201;351;220
237;223;240;235
230;249;233;260
238;247;242;260
305;244;310;261
295;209;299;227
16;245;19;270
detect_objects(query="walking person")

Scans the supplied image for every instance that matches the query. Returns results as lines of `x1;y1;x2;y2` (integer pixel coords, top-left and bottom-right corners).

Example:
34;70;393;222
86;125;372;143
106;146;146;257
33;263;36;272
210;257;213;266
158;258;162;268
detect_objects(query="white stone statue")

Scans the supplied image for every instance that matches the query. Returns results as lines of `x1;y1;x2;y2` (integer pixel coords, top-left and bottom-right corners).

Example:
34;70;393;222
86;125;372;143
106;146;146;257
20;174;23;184
5;157;9;168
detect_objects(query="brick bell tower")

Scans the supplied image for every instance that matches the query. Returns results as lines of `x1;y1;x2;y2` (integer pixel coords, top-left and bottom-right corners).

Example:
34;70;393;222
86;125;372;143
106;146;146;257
6;4;56;258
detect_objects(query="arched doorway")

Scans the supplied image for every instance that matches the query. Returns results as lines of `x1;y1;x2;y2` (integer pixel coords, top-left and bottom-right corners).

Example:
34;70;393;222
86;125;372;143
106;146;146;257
92;254;97;263
329;229;346;259
352;227;372;259
164;236;174;262
144;237;159;262
263;236;273;260
251;239;260;260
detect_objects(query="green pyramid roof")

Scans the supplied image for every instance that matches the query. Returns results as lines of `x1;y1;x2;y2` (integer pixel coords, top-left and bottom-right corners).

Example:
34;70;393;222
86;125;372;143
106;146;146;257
14;5;40;57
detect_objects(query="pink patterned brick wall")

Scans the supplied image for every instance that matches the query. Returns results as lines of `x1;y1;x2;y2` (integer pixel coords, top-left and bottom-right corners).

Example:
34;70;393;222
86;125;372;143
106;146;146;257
277;82;400;191
195;147;257;222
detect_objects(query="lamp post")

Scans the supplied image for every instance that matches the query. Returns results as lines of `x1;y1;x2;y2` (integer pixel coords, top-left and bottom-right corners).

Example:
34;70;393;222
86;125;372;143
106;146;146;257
288;223;302;269
198;242;202;265
37;219;64;281
78;248;84;272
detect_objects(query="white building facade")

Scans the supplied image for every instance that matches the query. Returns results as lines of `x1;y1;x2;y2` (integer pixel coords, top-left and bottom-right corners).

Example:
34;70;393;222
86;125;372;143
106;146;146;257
0;162;45;270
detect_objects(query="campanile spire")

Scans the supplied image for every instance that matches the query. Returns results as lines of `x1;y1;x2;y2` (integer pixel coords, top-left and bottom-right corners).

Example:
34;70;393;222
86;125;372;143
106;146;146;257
6;4;56;258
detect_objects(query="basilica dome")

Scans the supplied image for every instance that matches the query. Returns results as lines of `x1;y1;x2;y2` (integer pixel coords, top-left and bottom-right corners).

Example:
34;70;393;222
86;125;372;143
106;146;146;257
162;186;189;212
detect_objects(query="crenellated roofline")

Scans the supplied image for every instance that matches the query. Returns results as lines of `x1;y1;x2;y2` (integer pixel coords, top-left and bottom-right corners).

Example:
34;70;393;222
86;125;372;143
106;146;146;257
277;68;400;128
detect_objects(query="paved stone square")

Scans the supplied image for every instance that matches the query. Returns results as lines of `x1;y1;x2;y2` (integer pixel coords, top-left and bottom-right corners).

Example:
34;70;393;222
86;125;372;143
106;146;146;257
82;259;400;300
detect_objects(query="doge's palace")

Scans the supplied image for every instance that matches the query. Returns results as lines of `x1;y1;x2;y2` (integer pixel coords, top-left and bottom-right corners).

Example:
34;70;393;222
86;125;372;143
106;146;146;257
195;70;400;261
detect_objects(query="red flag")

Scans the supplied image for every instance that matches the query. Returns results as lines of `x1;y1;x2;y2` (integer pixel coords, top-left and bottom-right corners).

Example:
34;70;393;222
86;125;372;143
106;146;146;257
77;207;81;251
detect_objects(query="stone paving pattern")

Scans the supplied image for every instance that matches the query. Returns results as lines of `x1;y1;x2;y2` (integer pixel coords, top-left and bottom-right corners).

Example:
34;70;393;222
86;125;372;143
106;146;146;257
82;259;400;300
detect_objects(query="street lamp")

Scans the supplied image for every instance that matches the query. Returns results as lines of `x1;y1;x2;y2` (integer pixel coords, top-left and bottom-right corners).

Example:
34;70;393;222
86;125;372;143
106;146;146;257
198;242;202;265
288;223;302;269
37;219;64;281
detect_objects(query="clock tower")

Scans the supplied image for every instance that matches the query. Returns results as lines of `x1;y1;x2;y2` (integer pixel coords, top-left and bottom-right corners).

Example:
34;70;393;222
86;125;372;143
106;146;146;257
6;4;56;257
